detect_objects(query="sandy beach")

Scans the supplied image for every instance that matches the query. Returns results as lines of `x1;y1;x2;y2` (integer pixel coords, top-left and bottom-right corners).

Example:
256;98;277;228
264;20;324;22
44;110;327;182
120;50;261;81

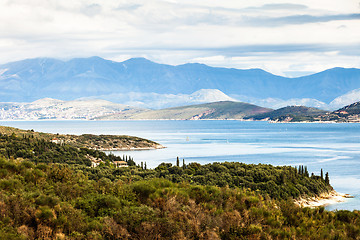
295;190;353;208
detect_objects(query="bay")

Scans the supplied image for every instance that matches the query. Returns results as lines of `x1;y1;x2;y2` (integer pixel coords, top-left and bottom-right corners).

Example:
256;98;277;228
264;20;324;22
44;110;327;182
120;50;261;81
1;120;360;211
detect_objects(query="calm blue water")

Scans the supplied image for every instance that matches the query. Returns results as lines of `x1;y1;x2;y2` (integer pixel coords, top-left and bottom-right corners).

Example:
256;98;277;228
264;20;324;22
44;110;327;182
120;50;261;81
1;120;360;211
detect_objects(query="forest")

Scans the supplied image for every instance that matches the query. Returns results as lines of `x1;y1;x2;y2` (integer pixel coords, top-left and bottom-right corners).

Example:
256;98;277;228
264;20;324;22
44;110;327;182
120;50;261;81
0;132;359;239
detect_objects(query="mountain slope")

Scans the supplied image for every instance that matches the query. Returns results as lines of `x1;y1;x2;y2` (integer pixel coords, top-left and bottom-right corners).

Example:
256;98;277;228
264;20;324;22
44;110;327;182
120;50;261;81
96;101;272;120
293;67;360;103
335;101;360;115
1;57;360;104
247;106;328;121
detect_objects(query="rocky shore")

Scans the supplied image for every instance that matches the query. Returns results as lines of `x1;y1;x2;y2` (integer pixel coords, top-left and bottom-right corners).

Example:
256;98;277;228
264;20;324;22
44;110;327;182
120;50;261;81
100;145;166;151
295;190;353;208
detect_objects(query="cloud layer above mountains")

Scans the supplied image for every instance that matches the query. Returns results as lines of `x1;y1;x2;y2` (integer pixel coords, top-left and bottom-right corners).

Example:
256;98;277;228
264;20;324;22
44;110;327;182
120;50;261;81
0;0;359;77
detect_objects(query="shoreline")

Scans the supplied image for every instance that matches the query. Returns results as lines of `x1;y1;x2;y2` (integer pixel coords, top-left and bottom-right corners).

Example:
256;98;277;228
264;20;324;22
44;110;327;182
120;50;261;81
100;145;166;151
2;118;360;124
294;190;353;208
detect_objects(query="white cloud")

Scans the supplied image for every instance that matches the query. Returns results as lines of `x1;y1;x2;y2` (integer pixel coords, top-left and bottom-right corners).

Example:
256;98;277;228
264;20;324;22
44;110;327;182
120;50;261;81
0;0;359;76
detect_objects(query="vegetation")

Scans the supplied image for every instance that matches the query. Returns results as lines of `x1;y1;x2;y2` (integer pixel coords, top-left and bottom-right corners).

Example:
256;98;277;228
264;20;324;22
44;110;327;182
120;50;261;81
247;102;360;123
0;132;135;167
0;131;360;239
246;106;328;122
0;125;163;150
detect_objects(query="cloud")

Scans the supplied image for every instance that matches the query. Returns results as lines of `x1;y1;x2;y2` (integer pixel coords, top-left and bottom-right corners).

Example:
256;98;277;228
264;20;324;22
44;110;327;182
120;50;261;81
81;4;102;17
245;13;360;27
0;0;359;76
115;3;142;11
114;43;360;58
247;3;308;11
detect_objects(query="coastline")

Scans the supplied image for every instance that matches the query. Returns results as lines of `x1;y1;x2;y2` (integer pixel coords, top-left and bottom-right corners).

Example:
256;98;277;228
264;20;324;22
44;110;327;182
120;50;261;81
294;190;353;208
100;145;166;151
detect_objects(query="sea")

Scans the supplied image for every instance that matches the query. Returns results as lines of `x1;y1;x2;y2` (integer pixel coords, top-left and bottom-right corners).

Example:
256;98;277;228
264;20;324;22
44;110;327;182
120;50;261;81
1;120;360;211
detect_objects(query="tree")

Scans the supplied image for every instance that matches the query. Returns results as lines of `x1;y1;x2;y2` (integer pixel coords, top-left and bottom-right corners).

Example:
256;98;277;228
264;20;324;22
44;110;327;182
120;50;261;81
183;159;186;169
321;169;323;180
304;166;309;177
176;157;180;167
325;172;330;185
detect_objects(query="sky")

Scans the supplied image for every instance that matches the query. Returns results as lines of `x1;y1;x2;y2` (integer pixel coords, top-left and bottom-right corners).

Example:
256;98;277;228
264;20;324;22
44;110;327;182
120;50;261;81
0;0;359;77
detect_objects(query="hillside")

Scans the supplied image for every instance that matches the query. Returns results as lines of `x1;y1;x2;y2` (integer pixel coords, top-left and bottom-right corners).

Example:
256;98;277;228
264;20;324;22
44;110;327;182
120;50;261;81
0;125;163;150
96;101;272;120
247;102;360;123
313;101;360;123
0;57;360;106
246;106;328;122
0;133;357;239
335;101;360;115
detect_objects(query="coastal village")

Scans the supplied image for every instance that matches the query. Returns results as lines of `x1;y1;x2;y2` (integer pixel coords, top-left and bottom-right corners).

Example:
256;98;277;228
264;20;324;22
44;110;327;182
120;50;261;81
87;154;128;168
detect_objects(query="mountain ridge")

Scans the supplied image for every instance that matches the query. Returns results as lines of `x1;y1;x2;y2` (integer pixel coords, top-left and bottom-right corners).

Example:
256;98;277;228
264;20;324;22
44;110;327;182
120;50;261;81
1;56;360;105
95;101;273;120
245;105;329;122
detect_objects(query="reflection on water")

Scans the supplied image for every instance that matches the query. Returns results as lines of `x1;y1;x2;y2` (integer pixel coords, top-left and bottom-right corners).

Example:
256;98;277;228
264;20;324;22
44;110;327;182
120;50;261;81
1;120;360;210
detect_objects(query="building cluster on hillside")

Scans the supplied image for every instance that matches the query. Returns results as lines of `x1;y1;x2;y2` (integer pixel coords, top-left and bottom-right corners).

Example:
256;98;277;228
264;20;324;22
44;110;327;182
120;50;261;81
86;154;128;168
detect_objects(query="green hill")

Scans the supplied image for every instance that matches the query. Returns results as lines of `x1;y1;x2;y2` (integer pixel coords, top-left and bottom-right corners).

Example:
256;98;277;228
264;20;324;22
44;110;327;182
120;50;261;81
246;106;328;122
97;101;272;120
307;102;360;123
0;132;356;239
334;101;360;115
0;125;163;150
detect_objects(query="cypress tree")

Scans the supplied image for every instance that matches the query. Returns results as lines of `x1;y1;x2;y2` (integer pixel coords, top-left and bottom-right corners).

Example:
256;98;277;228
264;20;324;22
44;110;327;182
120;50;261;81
325;172;330;185
176;157;180;167
144;162;147;170
321;169;324;180
183;159;185;169
141;162;143;170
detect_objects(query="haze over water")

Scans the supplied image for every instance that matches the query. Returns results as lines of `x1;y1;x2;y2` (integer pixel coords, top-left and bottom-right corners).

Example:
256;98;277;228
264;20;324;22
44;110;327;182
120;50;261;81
2;120;360;211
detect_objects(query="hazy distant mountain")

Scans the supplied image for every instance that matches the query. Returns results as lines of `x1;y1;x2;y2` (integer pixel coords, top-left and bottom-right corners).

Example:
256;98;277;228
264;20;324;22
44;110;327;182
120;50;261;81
0;98;143;120
86;89;237;109
96;101;272;120
230;95;328;110
247;106;328;121
329;88;360;110
1;57;360;106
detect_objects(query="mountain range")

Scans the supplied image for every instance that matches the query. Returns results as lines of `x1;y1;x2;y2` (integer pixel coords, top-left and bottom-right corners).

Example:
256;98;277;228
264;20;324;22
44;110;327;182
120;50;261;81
1;96;359;122
1;56;360;110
